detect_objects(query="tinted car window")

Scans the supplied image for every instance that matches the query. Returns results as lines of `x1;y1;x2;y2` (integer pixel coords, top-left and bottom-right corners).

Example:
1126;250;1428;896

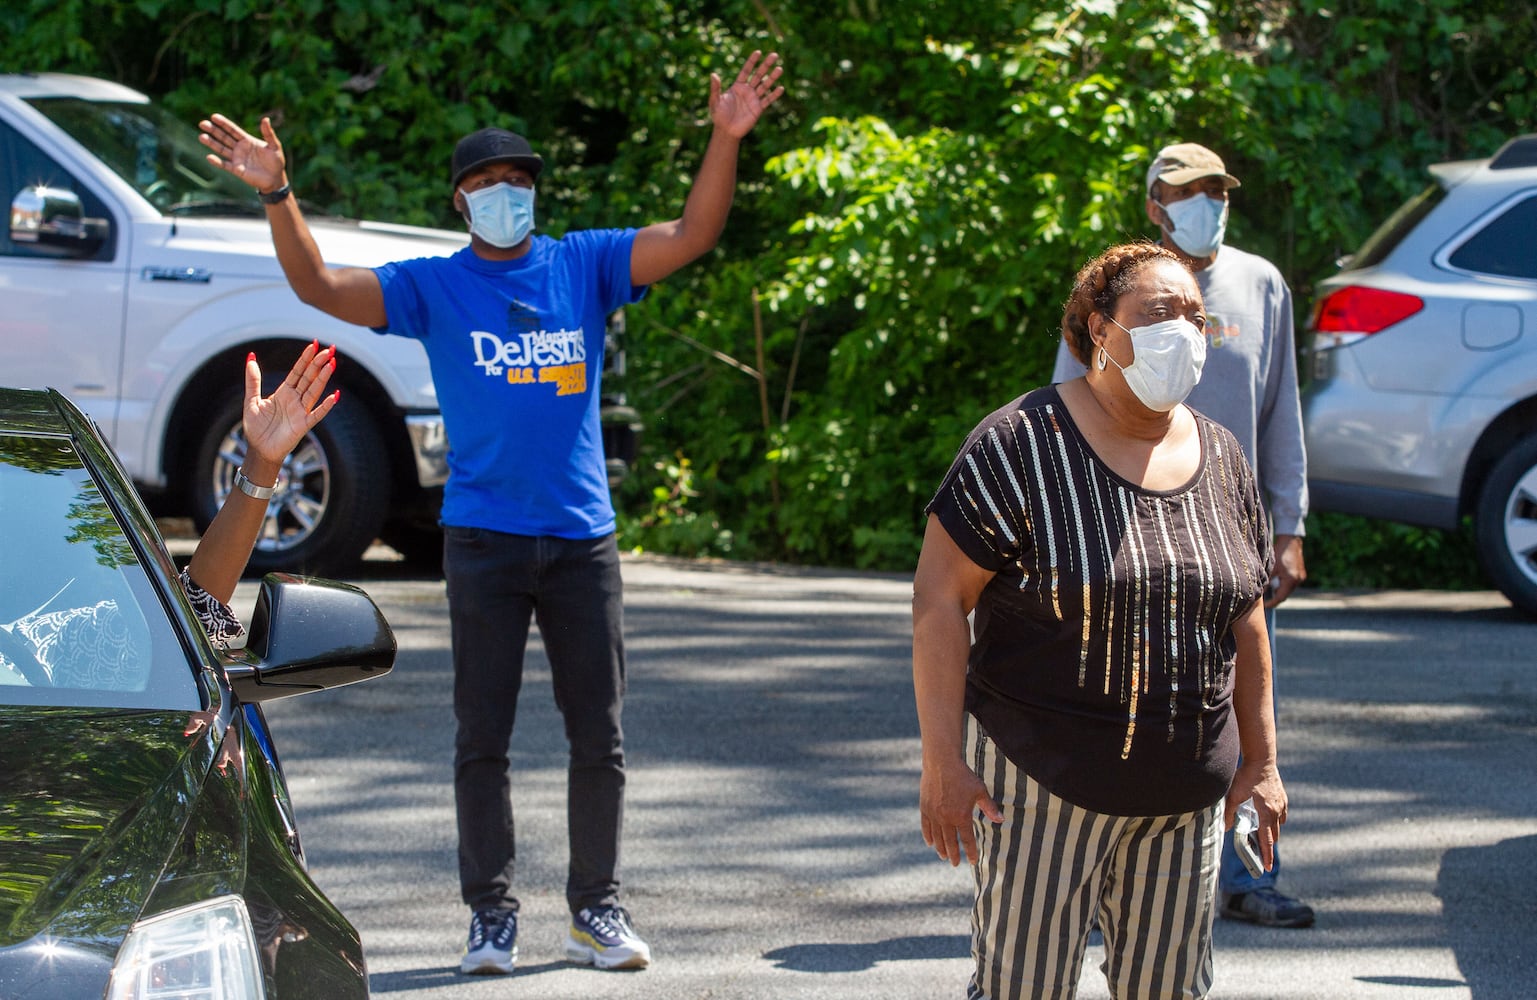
26;97;261;217
1345;183;1445;272
1448;193;1537;279
0;119;115;260
0;433;197;709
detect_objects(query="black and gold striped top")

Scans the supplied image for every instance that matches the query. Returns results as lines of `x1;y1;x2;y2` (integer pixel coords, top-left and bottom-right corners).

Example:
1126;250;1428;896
928;384;1272;817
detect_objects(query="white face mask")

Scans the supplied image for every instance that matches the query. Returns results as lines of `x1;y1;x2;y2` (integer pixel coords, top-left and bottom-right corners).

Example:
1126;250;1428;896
1099;316;1207;412
1160;194;1228;258
462;182;535;248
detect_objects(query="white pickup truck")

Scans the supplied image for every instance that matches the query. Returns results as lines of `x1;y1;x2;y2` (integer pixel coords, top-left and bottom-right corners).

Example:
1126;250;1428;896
1;73;469;574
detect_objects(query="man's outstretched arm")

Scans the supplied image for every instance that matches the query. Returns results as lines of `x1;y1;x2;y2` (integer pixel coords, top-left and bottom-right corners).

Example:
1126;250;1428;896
200;114;386;328
630;51;784;287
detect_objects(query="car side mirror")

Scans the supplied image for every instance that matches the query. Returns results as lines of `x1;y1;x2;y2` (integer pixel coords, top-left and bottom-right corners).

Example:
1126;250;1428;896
10;185;109;255
224;574;396;702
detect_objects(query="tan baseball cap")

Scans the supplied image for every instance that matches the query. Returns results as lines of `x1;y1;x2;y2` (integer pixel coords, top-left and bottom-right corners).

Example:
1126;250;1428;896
1145;143;1241;196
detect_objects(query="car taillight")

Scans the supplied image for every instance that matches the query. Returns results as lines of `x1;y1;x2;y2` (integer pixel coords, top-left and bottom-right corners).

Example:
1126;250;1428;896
1311;286;1424;335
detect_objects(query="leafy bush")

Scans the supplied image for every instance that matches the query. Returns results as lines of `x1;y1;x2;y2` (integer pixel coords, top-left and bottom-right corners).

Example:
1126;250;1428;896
6;0;1531;589
1303;513;1484;591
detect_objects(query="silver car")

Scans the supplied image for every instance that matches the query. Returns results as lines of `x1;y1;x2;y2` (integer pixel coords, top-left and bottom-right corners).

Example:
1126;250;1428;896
1302;134;1537;616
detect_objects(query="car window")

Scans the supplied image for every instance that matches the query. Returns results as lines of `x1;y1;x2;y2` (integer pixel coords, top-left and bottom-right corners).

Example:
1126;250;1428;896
1344;182;1445;272
1447;193;1537;279
0;433;199;709
0;118;116;260
25;97;262;217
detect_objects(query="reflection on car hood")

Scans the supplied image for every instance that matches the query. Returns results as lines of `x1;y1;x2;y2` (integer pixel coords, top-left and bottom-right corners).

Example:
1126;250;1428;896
0;707;218;994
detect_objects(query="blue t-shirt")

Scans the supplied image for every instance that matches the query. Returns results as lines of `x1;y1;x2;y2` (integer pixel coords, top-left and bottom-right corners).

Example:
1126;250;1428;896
373;231;646;538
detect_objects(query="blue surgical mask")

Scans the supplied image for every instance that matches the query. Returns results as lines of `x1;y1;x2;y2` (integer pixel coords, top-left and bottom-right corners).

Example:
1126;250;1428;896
462;182;535;249
1160;194;1228;258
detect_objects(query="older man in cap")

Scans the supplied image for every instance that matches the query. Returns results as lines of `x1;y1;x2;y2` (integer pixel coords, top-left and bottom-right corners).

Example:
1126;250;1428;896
1052;142;1313;929
200;51;785;973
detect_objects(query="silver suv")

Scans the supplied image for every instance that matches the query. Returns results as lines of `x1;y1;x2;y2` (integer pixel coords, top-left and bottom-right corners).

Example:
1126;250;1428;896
1302;134;1537;616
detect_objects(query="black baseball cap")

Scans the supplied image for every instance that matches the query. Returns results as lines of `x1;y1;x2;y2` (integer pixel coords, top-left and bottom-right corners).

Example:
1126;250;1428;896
451;128;544;189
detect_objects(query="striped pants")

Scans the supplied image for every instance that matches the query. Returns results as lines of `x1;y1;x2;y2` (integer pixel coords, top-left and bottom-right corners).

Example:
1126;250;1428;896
965;716;1224;1000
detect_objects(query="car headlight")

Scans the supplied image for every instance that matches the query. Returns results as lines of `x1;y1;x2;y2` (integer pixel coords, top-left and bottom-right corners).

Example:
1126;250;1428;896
107;895;266;1000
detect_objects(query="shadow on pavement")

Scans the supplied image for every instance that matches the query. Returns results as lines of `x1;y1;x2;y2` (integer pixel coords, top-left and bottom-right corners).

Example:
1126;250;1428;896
762;934;969;972
369;960;577;993
246;557;1537;999
1437;835;1536;998
365;966;460;993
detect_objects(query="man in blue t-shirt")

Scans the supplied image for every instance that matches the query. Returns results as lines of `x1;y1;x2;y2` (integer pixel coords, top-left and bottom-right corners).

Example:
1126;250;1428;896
200;50;785;975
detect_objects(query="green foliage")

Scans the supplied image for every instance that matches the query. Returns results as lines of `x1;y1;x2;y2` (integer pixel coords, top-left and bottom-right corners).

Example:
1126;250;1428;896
6;0;1533;588
1303;513;1484;591
620;0;1537;588
621;1;1247;570
1216;0;1537;291
615;451;738;559
1;0;772;231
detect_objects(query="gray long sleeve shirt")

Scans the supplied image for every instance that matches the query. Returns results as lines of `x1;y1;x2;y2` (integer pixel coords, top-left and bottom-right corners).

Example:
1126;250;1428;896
1050;243;1308;536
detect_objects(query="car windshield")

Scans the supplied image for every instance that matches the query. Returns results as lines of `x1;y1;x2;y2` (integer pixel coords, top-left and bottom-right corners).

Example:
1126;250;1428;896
1343;182;1446;272
0;433;198;709
25;96;263;218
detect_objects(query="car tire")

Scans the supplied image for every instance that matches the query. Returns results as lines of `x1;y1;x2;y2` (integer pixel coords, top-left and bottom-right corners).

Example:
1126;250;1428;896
1474;434;1537;618
190;390;390;577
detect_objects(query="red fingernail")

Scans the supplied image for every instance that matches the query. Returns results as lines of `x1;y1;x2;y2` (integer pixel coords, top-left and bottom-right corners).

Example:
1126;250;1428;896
247;352;256;362
333;390;341;402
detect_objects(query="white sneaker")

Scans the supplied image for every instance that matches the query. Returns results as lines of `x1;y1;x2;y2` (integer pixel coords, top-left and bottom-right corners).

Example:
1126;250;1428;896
565;905;651;970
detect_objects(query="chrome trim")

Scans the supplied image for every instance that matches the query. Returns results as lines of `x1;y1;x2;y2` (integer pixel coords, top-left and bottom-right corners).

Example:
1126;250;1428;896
405;413;448;487
141;265;212;283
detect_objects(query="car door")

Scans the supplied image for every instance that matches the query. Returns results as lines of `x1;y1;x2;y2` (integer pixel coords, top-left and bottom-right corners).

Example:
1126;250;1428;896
0;116;127;435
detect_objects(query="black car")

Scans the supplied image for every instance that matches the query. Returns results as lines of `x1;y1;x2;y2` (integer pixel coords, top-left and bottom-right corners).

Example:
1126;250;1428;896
0;387;395;998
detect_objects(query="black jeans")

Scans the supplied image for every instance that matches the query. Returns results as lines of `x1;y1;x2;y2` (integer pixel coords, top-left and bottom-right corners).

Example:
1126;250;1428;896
443;526;626;915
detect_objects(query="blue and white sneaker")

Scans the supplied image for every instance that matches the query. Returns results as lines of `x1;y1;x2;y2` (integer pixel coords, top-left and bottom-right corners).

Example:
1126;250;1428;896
460;908;518;974
565;905;651;970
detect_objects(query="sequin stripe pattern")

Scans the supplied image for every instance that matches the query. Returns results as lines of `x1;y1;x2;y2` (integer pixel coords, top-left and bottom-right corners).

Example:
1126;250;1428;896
1182;431;1263;757
1020;404;1161;759
944;399;1267;765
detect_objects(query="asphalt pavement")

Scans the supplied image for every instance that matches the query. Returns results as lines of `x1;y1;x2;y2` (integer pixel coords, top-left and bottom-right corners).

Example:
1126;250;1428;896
238;552;1537;999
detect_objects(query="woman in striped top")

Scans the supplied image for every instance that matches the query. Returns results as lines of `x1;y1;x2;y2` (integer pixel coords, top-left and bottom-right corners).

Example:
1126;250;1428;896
912;242;1289;999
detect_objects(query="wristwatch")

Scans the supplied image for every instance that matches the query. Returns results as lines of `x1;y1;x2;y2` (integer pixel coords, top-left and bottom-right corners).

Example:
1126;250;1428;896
259;182;292;205
233;468;276;500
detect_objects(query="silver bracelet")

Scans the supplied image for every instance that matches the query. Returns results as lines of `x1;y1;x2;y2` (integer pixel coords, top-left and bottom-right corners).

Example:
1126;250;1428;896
233;468;276;500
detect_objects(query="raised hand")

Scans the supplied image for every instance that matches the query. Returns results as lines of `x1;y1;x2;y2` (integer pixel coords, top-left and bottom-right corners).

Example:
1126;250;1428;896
243;342;338;467
198;113;287;192
184;345;339;605
709;51;784;140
